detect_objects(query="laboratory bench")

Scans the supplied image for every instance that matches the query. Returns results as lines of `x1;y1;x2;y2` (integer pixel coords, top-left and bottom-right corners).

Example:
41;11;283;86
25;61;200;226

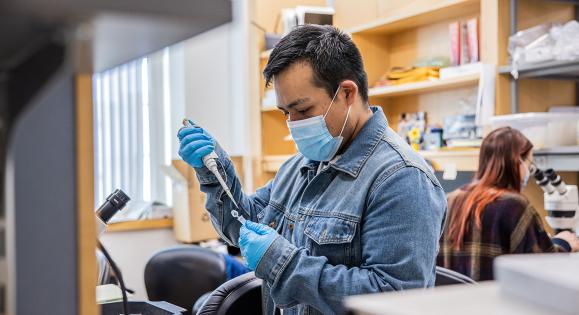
345;282;559;315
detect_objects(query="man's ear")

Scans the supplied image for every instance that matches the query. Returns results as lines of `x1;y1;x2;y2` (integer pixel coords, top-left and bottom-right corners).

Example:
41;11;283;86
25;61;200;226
340;80;358;105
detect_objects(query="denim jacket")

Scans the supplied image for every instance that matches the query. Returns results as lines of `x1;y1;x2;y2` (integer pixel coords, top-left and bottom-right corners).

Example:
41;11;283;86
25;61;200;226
194;106;447;315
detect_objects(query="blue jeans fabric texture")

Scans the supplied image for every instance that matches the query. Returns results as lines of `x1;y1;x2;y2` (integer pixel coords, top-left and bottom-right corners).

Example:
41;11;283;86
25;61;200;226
194;106;447;315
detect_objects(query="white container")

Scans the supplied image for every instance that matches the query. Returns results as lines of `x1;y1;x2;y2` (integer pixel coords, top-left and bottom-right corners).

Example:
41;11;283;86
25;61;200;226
490;112;579;149
550;106;579;145
495;253;579;315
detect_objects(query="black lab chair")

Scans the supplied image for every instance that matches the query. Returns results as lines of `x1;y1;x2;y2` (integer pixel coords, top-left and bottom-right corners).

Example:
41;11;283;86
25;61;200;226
145;245;227;315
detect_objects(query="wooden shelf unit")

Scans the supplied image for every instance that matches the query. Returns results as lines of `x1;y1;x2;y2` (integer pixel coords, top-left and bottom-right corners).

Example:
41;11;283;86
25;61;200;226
342;0;484;169
250;0;578;222
369;73;480;98
262;149;480;174
252;0;488;177
253;0;577;176
346;0;480;35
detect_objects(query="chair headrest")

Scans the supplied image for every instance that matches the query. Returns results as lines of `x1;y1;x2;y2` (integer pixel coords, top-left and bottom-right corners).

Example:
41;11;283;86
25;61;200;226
196;272;262;315
145;245;227;312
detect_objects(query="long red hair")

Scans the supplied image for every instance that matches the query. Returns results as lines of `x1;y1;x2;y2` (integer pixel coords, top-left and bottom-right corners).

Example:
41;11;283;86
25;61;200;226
446;127;533;249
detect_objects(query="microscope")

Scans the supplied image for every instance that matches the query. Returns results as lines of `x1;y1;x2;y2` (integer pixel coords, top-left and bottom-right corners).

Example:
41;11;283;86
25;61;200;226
95;189;131;235
533;167;579;234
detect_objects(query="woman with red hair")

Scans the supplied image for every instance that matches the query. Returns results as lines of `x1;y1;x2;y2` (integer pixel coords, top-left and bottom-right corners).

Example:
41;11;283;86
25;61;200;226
437;127;578;281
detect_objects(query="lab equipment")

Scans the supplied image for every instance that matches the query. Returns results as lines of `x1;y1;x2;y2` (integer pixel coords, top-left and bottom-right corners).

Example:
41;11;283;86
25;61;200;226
95;189;132;315
532;167;579;234
239;221;278;270
96;189;131;236
181;119;246;224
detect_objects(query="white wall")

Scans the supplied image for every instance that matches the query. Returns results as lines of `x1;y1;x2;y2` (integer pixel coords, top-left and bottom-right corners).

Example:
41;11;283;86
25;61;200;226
169;0;254;189
100;229;180;300
181;24;234;153
97;1;254;301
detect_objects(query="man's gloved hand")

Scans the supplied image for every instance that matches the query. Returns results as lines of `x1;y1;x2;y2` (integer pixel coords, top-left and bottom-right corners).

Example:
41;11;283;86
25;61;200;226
177;126;215;168
239;221;279;270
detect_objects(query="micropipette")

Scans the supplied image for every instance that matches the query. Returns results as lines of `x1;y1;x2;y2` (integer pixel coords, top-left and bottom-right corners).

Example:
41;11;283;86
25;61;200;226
182;119;246;224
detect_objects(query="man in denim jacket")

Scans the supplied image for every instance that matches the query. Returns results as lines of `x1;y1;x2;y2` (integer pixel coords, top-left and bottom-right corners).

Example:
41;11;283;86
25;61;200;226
178;25;446;315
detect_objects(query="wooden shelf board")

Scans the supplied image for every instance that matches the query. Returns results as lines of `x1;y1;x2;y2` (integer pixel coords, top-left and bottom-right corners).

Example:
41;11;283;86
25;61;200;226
421;148;479;171
263;155;293;173
260;49;272;59
261;106;279;112
347;0;480;35
369;73;479;98
419;148;480;158
263;149;479;173
106;218;173;233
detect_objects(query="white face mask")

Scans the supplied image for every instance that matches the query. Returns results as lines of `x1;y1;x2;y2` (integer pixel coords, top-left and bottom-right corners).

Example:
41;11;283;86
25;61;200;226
520;157;533;191
521;165;530;191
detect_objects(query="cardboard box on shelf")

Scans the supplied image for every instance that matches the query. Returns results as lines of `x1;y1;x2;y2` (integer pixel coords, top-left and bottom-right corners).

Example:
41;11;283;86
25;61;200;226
170;160;217;243
168;157;245;243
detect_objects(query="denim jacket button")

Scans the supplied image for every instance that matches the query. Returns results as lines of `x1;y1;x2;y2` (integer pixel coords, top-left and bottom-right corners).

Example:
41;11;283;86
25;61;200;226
288;223;294;231
269;221;276;229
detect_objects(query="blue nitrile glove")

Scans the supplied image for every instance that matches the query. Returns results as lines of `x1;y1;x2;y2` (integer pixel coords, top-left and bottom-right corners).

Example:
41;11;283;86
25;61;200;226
239;220;279;270
177;125;215;168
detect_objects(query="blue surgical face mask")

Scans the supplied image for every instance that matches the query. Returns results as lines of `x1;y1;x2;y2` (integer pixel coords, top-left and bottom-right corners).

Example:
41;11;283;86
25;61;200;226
287;87;351;161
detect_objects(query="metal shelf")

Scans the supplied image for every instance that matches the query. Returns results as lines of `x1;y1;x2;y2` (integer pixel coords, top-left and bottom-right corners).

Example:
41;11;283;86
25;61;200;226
533;146;579;171
498;60;579;80
505;0;579;113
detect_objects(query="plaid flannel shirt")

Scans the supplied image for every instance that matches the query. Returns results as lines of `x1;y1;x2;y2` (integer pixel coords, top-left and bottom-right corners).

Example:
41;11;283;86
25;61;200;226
437;189;569;281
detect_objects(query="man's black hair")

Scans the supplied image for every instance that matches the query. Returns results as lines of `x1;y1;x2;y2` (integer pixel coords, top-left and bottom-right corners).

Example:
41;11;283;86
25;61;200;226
263;24;369;103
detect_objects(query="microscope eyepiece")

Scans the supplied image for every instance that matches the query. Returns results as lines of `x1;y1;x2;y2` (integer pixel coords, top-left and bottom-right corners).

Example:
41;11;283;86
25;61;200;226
545;168;567;195
533;168;556;194
96;189;130;224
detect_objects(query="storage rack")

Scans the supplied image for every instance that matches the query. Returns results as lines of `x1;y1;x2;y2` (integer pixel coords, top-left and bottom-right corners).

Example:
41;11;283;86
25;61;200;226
498;0;579;171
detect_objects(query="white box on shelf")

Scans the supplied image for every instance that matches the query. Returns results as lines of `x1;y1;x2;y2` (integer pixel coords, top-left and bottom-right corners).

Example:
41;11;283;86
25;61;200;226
439;62;481;79
490;112;579;149
550;106;579;145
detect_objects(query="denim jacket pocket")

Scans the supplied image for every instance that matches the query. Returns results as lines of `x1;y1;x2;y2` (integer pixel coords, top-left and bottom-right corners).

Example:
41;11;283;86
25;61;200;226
258;202;288;234
304;215;357;266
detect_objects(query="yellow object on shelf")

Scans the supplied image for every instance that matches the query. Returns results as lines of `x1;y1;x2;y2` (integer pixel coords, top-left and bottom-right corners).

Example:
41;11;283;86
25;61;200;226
375;66;440;87
408;127;422;151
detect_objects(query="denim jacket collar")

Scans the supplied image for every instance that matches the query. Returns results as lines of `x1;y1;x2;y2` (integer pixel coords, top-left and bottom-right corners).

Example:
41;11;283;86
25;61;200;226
299;106;388;178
